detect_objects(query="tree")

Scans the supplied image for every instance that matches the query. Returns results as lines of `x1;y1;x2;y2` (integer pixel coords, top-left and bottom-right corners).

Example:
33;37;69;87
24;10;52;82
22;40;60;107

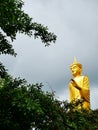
0;0;56;57
1;76;98;130
0;76;71;130
0;0;57;77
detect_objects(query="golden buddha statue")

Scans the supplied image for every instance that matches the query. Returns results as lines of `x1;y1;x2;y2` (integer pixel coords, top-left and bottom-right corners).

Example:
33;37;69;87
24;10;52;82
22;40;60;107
69;58;90;110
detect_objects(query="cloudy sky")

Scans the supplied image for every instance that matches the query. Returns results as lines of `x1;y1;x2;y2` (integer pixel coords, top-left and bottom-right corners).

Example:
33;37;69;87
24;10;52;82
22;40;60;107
1;0;98;109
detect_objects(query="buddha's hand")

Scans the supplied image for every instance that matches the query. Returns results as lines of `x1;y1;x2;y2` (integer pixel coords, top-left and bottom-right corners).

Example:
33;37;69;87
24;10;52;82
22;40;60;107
70;79;78;87
70;79;77;85
70;79;81;90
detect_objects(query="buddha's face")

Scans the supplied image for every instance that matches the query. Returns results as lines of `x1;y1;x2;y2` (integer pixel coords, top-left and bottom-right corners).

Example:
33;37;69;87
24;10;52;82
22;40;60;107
70;64;82;77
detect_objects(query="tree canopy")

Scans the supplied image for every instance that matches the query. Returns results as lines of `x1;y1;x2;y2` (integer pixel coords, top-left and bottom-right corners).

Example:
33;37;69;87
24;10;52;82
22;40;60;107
0;76;98;130
0;0;56;57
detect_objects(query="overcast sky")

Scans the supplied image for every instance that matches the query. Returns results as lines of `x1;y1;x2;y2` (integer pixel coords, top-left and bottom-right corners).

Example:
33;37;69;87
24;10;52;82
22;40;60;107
1;0;98;109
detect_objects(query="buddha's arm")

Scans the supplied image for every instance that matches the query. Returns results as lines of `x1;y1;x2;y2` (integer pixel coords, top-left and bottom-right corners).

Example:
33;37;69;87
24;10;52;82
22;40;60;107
71;76;90;91
70;79;81;90
70;76;90;102
80;76;90;102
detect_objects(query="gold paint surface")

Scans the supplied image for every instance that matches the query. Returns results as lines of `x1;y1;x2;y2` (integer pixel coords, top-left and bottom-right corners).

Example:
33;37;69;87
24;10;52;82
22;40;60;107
69;58;90;110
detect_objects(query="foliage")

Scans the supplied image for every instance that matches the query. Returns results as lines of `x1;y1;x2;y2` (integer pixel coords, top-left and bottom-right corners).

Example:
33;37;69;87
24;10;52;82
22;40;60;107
0;0;57;99
0;0;57;57
0;76;98;130
0;62;8;78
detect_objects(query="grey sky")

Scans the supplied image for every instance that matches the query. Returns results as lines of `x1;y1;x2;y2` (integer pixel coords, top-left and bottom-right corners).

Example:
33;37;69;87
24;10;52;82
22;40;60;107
1;0;98;109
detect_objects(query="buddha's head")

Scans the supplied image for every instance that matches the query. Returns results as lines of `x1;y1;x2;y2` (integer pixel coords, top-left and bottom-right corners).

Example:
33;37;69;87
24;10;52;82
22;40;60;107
70;58;82;77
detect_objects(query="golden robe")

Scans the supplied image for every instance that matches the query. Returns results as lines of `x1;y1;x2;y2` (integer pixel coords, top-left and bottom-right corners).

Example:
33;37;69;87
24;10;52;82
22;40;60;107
69;75;90;109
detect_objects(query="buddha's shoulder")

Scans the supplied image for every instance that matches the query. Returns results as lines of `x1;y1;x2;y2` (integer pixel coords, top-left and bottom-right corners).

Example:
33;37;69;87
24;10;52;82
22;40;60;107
74;76;88;82
74;76;83;80
76;75;88;79
76;75;89;82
